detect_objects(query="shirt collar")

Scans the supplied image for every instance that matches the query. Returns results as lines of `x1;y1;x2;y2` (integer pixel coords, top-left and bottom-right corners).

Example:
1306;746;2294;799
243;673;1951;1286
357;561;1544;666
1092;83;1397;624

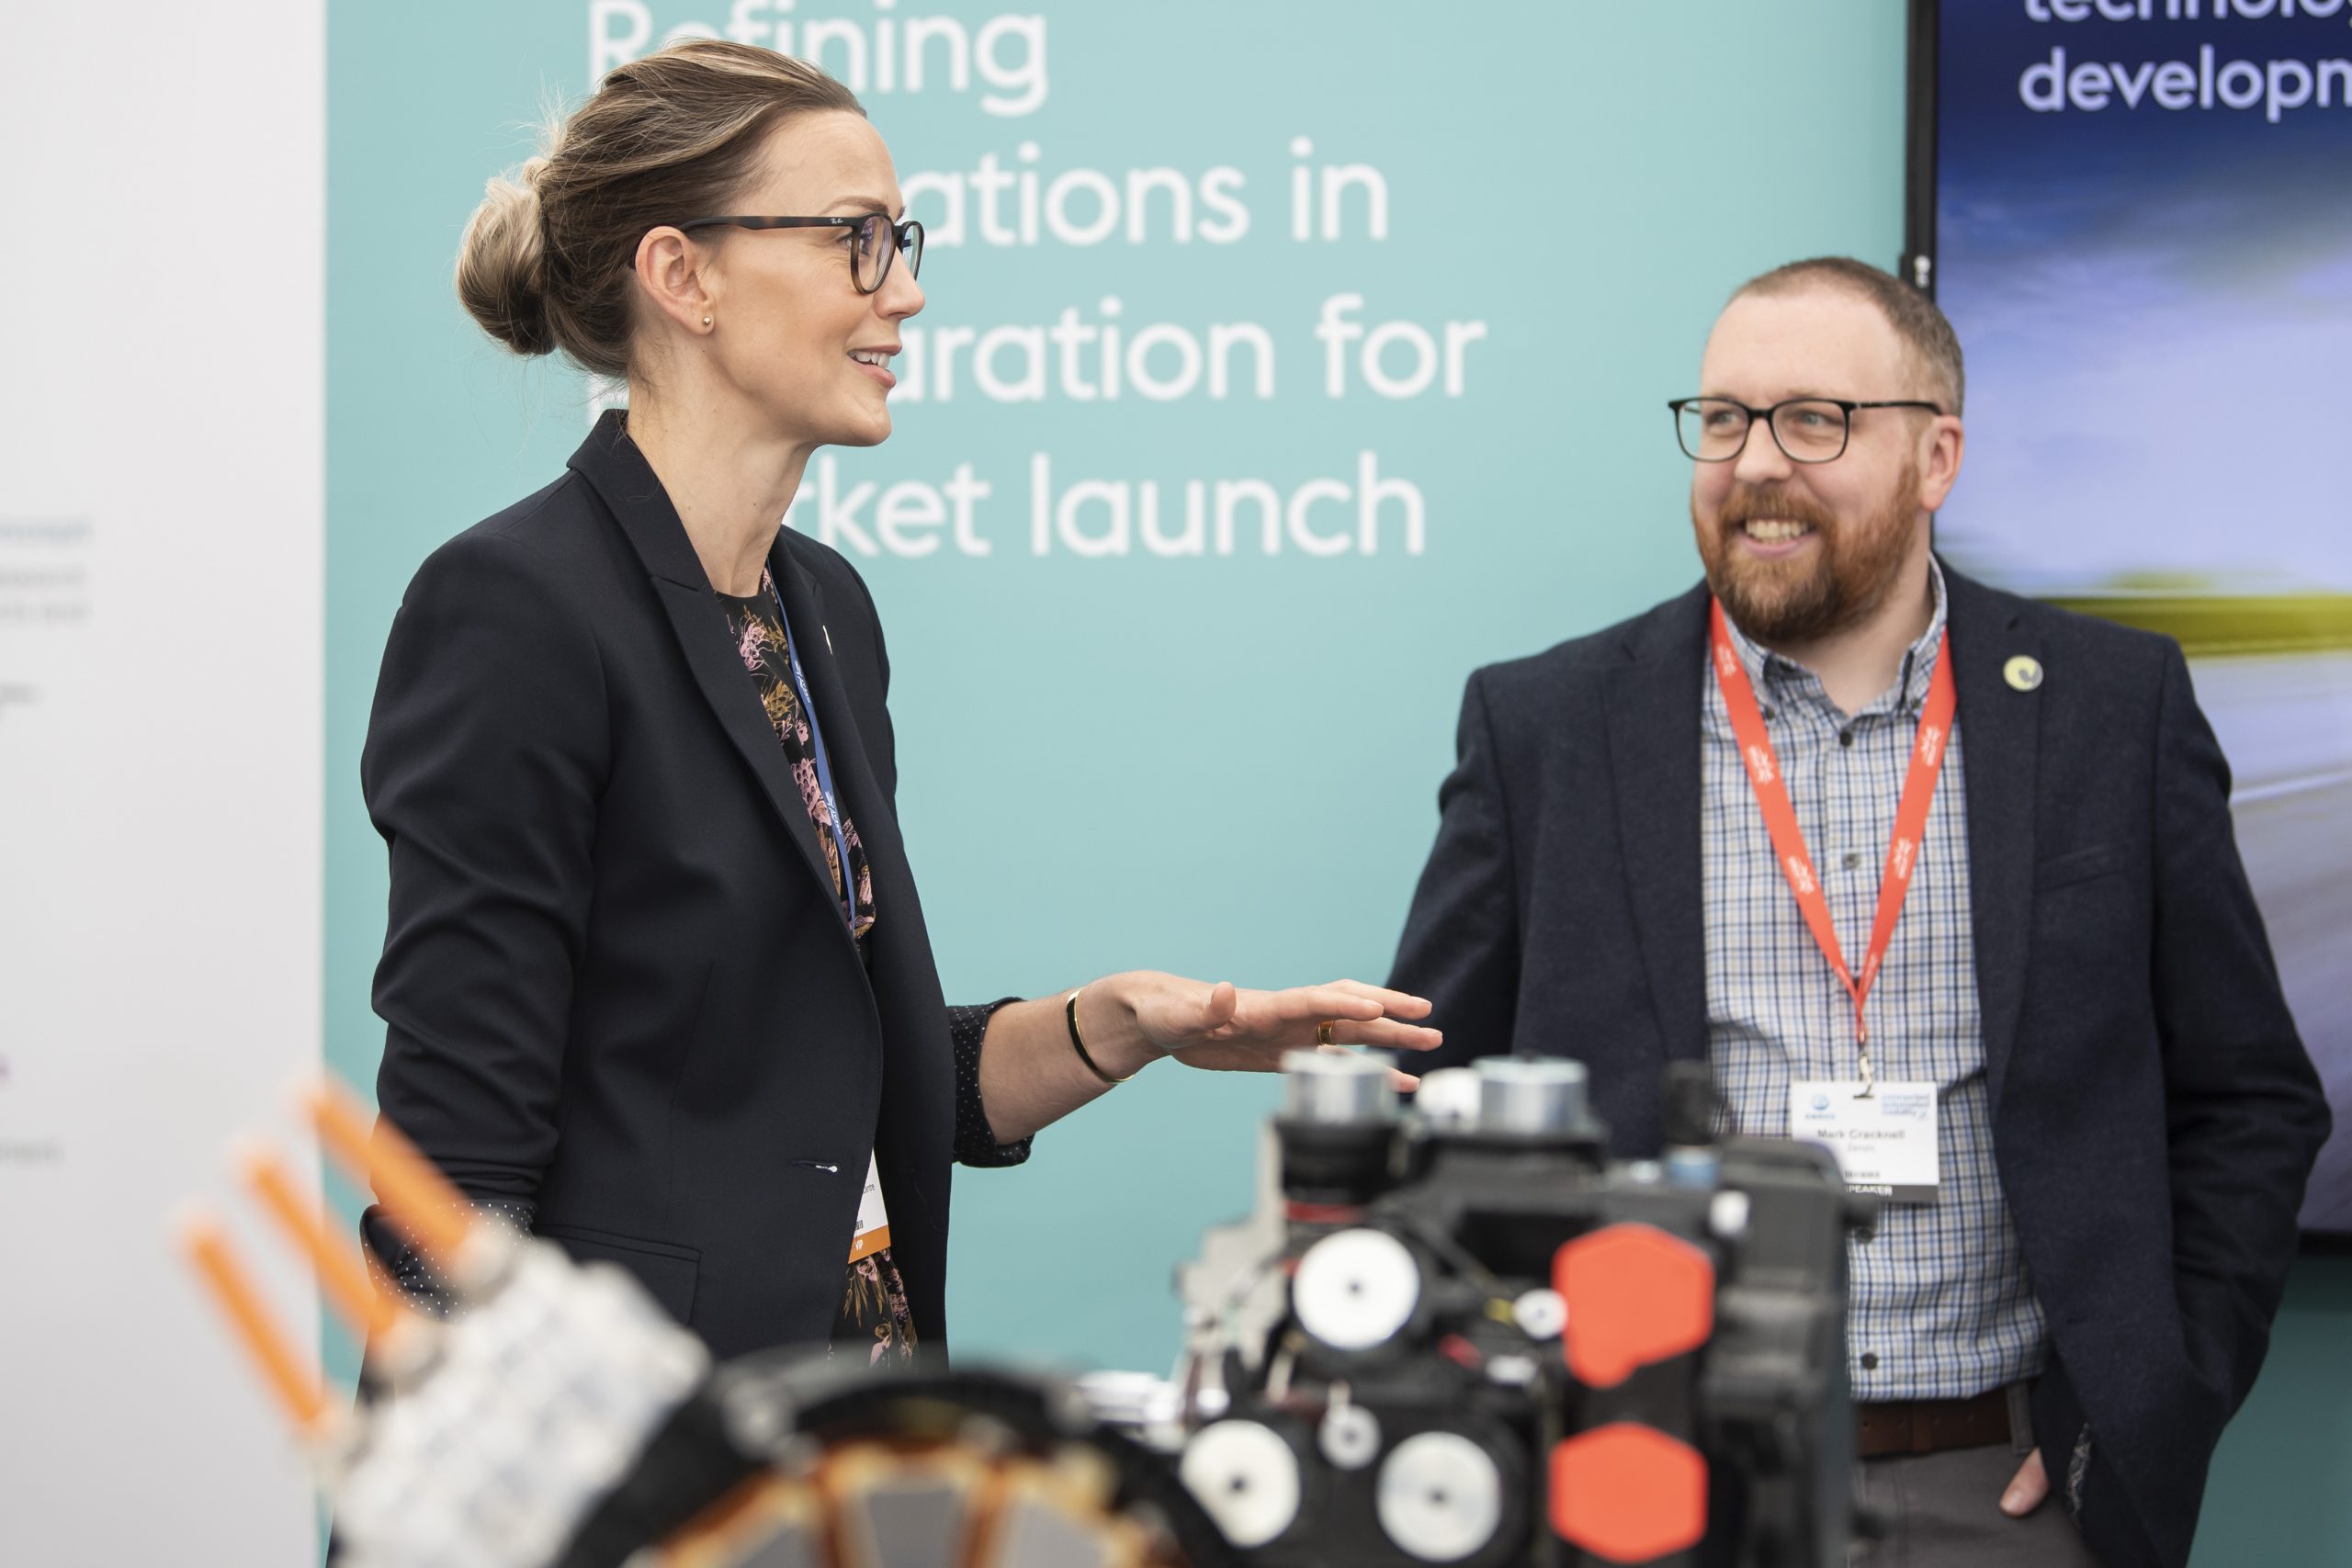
1717;555;1950;718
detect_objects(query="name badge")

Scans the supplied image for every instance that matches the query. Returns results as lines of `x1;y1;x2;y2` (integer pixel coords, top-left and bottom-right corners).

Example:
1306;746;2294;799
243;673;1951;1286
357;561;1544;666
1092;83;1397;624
848;1153;892;1263
1787;1080;1939;1204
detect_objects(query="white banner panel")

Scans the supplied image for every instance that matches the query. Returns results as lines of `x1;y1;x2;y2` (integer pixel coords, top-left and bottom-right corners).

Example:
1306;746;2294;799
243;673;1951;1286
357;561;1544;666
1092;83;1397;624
0;3;325;1562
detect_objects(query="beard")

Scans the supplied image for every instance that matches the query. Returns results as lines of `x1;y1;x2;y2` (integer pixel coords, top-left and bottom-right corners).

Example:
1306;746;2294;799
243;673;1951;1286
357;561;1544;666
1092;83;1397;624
1694;457;1920;647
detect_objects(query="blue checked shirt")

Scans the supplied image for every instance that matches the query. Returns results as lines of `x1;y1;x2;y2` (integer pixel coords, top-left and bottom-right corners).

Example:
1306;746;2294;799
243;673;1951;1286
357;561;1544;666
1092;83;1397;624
1703;560;2045;1400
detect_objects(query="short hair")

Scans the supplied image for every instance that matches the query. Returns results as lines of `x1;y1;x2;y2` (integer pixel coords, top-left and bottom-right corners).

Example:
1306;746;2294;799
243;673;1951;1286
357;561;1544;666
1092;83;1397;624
1731;256;1965;416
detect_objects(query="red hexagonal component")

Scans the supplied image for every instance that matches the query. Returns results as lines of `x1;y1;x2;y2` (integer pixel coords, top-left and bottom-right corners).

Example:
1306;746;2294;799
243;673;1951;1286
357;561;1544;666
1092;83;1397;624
1550;1421;1709;1562
1555;1223;1714;1388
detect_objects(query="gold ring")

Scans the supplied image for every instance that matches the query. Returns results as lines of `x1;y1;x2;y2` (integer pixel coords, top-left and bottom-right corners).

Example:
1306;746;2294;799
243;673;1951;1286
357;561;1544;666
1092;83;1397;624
1316;1021;1336;1047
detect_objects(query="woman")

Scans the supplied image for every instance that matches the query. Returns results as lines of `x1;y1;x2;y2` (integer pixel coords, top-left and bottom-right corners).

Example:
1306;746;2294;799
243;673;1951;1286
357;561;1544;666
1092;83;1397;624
363;39;1437;1363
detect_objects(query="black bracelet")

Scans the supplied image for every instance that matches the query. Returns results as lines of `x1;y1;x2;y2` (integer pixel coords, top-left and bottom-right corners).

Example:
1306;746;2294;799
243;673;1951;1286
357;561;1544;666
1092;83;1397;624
1065;986;1135;1086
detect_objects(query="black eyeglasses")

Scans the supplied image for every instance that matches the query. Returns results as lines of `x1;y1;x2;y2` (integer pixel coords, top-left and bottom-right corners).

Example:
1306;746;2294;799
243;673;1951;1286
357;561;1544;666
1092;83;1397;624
676;212;925;295
1668;397;1943;464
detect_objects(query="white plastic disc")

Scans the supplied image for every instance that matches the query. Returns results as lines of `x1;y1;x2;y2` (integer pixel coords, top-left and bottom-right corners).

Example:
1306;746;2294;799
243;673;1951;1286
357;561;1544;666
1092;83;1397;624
1293;1228;1420;1350
1511;1288;1566;1341
1319;1401;1383;1470
1181;1420;1302;1548
1413;1066;1483;1128
1376;1430;1505;1562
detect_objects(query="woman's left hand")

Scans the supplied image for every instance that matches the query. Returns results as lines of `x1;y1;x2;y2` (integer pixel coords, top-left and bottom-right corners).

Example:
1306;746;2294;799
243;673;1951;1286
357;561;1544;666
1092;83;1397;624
1089;973;1442;1089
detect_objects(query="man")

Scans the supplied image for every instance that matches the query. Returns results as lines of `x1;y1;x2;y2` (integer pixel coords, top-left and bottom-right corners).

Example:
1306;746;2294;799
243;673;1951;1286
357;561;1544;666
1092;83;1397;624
1389;257;2327;1567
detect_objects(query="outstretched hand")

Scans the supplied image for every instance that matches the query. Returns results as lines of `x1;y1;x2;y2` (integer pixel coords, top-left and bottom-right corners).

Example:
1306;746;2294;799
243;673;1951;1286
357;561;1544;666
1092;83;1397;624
1116;973;1442;1089
978;974;1446;1145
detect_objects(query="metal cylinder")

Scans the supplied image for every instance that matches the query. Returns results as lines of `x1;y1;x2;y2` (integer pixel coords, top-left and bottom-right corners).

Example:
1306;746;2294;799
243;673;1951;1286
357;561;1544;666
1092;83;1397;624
1282;1048;1396;1125
1475;1056;1590;1137
1664;1145;1723;1189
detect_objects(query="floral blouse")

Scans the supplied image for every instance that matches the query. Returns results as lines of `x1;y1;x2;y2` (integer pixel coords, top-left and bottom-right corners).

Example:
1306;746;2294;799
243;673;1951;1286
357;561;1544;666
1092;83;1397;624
718;574;876;941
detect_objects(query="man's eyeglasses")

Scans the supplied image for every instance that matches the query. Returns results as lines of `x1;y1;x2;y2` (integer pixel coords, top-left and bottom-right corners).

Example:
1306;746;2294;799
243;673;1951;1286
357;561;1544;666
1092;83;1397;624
1668;397;1943;465
676;212;925;295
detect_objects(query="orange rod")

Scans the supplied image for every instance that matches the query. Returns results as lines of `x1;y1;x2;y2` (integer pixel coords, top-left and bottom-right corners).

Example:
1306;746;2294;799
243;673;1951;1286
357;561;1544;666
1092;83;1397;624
241;1143;401;1340
180;1213;330;1433
305;1079;472;1269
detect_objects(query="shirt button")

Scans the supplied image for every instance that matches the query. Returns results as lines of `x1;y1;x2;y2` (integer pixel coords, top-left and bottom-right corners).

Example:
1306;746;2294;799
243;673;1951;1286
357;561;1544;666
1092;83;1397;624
1860;1352;1880;1371
1838;729;1854;749
1843;852;1863;871
1856;1225;1876;1244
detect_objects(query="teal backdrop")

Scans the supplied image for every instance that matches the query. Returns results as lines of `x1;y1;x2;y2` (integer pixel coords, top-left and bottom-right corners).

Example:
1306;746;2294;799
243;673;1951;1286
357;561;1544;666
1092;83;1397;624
323;3;2351;1562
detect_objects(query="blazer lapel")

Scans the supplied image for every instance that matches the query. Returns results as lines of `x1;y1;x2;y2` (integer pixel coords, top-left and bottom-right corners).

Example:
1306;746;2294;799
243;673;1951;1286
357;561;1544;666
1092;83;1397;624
1604;583;1713;1064
1944;563;2040;1109
765;535;903;877
567;415;847;922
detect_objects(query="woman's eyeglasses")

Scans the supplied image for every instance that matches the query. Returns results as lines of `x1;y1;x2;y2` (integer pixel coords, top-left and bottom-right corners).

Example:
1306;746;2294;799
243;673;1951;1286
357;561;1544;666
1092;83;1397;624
675;212;925;295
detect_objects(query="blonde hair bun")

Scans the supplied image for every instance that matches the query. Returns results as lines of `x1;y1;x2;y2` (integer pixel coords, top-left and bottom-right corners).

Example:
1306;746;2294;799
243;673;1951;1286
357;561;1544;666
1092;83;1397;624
457;157;558;357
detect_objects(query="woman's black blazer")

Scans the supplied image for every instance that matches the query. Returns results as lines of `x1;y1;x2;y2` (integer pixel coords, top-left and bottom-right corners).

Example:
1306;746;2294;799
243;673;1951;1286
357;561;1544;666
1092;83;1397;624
364;411;958;1359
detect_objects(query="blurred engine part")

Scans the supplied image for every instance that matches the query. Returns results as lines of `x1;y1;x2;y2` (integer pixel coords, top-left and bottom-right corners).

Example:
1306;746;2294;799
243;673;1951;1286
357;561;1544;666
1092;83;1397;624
1157;1053;1862;1568
186;1057;1862;1567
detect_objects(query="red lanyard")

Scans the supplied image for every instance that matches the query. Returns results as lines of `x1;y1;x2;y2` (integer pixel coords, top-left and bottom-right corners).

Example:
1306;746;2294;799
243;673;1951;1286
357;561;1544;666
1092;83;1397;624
1709;599;1956;1080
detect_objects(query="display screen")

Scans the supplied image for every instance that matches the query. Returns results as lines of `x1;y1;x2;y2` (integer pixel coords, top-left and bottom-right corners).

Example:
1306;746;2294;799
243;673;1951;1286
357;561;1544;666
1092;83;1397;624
1929;1;2352;1235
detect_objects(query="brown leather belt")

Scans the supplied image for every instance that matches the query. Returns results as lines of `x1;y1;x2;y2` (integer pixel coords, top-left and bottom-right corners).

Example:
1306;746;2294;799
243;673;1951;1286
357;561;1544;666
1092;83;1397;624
1855;1385;2017;1459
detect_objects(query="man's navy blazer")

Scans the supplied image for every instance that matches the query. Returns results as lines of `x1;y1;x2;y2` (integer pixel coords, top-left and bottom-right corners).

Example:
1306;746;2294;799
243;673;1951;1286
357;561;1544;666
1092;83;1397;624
1388;564;2328;1568
365;412;960;1360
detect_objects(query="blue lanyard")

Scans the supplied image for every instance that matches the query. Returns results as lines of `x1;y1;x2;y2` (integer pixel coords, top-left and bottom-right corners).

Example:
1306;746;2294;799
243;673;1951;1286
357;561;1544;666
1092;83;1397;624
764;571;856;928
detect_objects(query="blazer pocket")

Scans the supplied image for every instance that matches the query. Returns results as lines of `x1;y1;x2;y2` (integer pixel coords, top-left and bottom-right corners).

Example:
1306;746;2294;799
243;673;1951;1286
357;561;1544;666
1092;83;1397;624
536;1223;701;1326
2034;841;2128;893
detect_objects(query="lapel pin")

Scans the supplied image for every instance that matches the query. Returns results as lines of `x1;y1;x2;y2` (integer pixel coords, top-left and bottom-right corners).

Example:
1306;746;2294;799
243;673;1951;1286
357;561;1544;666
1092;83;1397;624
2004;655;2042;693
823;625;834;655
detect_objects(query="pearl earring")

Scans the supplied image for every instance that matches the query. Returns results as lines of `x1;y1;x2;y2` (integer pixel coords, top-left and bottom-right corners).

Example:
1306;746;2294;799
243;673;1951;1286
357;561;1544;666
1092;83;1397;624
702;314;712;327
